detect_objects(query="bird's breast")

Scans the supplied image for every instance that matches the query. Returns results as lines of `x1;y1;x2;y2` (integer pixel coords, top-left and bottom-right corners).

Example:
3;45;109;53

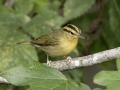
41;38;78;57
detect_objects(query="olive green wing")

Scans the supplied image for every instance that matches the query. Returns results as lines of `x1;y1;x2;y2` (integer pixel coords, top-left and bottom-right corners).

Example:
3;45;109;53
31;34;59;46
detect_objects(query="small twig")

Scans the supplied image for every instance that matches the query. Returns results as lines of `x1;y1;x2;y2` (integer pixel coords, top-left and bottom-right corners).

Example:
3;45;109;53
24;31;35;40
96;0;104;18
58;0;66;17
84;0;104;55
86;0;103;35
5;0;14;7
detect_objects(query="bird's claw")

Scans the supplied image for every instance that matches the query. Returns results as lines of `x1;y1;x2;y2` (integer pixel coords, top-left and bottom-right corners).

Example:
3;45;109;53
47;59;52;66
66;56;72;64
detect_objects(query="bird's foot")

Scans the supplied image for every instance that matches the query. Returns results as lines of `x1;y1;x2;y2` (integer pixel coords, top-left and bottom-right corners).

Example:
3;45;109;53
47;59;52;66
65;56;72;64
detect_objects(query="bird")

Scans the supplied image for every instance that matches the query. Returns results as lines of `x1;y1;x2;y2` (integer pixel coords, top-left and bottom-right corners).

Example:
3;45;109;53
18;24;85;64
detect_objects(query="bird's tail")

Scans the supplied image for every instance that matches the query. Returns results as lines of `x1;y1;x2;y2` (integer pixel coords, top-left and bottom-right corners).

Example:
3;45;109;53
17;41;31;45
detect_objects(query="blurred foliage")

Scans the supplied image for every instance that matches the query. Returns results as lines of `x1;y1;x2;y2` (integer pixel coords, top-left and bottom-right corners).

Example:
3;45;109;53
0;61;82;90
102;0;120;48
0;0;119;90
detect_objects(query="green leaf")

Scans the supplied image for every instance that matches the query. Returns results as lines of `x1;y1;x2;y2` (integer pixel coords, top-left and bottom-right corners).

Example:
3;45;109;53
94;59;120;90
0;61;81;90
33;0;60;14
94;71;120;90
80;83;91;90
47;0;61;12
0;13;30;29
63;69;83;83
64;0;95;21
66;81;82;90
33;0;49;13
23;9;63;37
0;5;13;13
14;0;33;14
0;13;37;70
93;88;103;90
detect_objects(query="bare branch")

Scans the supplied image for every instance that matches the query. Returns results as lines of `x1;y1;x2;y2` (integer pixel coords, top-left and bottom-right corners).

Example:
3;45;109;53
0;47;120;84
46;47;120;71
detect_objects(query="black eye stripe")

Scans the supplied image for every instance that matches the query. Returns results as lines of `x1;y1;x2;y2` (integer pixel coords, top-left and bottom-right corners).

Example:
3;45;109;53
67;24;79;33
63;28;74;35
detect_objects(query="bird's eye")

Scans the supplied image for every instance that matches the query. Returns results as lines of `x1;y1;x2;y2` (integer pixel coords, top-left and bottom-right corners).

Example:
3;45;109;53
70;32;74;35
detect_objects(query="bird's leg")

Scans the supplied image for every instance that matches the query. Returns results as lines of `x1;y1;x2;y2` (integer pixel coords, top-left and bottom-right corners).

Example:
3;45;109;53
46;54;52;66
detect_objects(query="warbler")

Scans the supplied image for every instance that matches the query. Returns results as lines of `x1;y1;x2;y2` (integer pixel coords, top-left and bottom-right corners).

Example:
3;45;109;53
18;24;85;63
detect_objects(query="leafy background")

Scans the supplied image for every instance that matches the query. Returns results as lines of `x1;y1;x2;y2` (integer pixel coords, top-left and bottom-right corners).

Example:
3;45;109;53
0;0;120;90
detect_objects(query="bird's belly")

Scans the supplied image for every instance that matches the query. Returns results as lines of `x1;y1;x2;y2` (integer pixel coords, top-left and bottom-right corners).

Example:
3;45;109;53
41;40;78;57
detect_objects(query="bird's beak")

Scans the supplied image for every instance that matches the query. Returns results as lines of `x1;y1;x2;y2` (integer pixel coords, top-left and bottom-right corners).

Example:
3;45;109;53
78;35;85;39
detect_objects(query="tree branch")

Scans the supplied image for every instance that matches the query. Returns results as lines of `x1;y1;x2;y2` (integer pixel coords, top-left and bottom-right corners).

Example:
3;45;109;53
0;47;120;84
47;47;120;71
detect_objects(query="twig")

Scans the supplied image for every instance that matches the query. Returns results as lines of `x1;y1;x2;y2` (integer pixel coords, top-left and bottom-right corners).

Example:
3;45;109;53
0;47;120;84
86;0;103;35
5;0;14;7
84;0;104;55
58;0;66;17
